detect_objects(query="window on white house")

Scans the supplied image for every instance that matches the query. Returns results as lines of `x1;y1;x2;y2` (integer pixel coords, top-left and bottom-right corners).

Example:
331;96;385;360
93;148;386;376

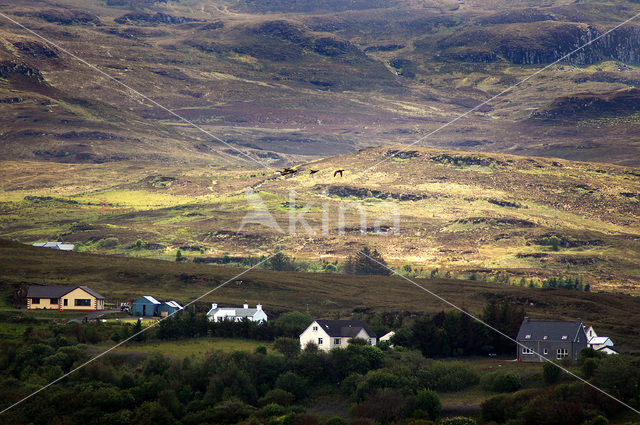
334;338;341;345
32;298;40;304
543;348;548;355
318;338;323;345
368;338;372;345
313;326;318;331
74;299;91;306
50;298;58;304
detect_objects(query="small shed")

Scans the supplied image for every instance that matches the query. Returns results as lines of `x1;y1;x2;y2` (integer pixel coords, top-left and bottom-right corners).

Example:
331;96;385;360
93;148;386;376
158;301;183;317
132;295;161;316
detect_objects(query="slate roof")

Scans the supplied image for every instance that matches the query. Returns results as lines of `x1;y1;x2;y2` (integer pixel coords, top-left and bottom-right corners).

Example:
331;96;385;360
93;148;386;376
79;286;105;299
27;285;104;299
27;285;75;299
315;320;376;338
517;318;583;342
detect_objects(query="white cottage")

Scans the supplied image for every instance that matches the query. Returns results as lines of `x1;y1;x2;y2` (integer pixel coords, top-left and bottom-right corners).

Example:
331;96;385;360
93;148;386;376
206;302;267;323
300;320;377;352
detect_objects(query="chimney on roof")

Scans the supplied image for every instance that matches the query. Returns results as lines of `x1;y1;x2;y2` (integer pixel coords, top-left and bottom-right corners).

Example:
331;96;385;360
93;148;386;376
243;302;249;309
524;316;529;322
257;304;262;311
212;303;217;309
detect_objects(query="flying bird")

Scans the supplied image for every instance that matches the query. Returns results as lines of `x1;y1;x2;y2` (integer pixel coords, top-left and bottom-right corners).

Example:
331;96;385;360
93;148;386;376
334;169;344;177
309;169;319;175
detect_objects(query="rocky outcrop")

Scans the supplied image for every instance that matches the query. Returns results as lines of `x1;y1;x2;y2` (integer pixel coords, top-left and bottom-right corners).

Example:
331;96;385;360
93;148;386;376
531;88;640;121
0;61;45;83
13;41;58;59
29;9;102;26
437;22;640;65
115;12;199;26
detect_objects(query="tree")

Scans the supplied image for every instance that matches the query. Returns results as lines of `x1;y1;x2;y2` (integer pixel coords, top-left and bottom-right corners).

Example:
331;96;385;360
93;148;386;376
348;246;392;276
268;252;297;271
133;319;145;342
274;312;314;338
413;389;441;420
273;337;300;357
135;239;143;249
175;250;182;262
543;362;561;384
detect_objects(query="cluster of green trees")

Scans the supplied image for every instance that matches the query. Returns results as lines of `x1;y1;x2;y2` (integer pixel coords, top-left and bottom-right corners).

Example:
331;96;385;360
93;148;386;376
481;349;640;425
1;315;639;425
542;276;588;291
0;327;485;425
391;302;525;357
157;311;314;342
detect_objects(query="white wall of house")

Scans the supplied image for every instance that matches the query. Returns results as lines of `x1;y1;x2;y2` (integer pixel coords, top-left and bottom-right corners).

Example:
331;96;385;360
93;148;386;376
299;321;377;351
300;321;332;350
207;303;268;323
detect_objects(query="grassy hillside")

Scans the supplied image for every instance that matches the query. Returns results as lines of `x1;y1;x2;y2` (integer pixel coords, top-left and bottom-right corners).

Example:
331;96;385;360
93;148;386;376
2;238;640;348
1;146;638;292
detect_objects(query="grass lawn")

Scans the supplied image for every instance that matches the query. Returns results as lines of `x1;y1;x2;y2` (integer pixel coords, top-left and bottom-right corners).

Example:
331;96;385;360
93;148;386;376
93;337;272;358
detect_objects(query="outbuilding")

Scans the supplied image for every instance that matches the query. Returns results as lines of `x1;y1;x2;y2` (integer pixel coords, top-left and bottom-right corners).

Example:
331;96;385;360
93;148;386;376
132;295;161;316
158;301;183;317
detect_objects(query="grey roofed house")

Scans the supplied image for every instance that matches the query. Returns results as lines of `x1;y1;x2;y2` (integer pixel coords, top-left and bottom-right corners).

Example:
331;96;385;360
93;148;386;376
516;317;588;362
315;320;377;339
26;285;105;300
77;286;105;299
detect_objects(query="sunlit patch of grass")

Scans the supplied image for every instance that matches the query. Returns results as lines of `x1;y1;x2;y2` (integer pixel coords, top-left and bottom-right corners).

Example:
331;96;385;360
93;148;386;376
72;190;194;209
99;337;271;357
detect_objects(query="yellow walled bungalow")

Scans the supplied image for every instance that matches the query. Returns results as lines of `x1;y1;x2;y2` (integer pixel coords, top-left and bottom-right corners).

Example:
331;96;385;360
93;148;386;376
26;285;105;311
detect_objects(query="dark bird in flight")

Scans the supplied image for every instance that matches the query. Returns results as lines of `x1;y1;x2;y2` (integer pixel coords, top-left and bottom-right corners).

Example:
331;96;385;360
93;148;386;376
309;169;319;175
334;169;344;177
279;168;297;176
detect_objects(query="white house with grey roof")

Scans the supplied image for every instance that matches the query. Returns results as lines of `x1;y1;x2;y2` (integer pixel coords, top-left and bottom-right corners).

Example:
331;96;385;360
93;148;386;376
516;317;588;362
300;320;377;352
206;302;267;323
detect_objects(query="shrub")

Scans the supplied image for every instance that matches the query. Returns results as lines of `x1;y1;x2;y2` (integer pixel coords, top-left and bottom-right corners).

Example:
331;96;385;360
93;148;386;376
582;358;598;378
261;403;285;417
324;417;347;425
418;362;480;392
258;389;294;407
98;237;119;248
273;337;301;357
543;362;561;384
482;372;522;393
413;389;441;420
275;372;309;400
585;415;609;425
441;417;476;425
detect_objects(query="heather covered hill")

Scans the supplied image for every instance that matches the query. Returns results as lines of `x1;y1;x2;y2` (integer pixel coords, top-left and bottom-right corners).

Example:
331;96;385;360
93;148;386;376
2;1;640;163
1;147;638;293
